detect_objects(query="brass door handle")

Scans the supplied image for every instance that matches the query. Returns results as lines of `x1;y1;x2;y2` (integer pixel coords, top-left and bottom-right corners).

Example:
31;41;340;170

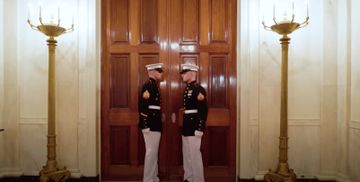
162;113;165;123
171;113;176;123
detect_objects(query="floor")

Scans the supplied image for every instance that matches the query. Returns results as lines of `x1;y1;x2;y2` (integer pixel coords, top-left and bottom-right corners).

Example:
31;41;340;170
0;176;337;182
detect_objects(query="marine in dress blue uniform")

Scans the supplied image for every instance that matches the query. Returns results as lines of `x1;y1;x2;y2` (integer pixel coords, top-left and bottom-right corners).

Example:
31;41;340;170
182;81;208;136
138;63;164;182
139;78;162;132
180;63;208;182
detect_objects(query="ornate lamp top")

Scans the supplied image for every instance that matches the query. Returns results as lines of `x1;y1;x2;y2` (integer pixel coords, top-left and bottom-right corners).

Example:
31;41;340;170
27;7;74;38
262;1;309;36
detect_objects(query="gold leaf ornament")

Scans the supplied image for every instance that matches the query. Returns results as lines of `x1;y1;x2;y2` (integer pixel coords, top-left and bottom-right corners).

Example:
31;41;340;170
143;90;150;99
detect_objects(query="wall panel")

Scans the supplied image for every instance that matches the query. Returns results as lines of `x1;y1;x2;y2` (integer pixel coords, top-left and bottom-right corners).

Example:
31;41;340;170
209;54;227;107
19;122;47;175
349;0;360;180
110;126;130;164
181;0;199;44
0;0;98;177
140;0;158;43
207;126;228;166
351;0;360;123
110;54;130;108
210;0;227;42
0;0;4;169
238;0;344;180
110;0;129;43
349;127;360;182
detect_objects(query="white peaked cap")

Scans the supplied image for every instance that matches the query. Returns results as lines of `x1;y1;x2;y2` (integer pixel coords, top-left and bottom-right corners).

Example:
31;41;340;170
146;63;164;71
180;63;199;73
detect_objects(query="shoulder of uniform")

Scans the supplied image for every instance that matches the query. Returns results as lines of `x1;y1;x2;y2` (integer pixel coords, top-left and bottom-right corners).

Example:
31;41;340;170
142;80;148;86
144;79;155;86
194;83;204;90
196;86;206;101
141;82;152;99
141;82;150;90
193;83;201;88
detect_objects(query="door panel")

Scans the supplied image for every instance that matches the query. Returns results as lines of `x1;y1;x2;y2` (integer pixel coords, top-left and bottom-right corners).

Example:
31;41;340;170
101;0;168;180
101;0;236;180
168;0;236;181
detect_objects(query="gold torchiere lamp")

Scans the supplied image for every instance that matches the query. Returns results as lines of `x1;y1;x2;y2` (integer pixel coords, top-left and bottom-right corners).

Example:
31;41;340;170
262;2;309;182
27;8;74;182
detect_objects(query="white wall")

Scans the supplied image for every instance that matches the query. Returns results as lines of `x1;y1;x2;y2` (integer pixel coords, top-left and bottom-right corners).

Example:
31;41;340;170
0;0;21;177
335;0;349;181
0;0;99;177
238;0;358;181
349;0;360;181
0;0;5;172
1;0;359;180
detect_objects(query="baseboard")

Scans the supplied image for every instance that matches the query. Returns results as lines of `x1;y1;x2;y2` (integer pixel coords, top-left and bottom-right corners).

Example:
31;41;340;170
335;173;351;182
238;175;338;182
68;168;82;178
0;175;99;182
13;169;82;178
316;170;338;181
249;170;341;182
254;170;267;181
238;178;337;182
316;171;352;182
0;168;23;178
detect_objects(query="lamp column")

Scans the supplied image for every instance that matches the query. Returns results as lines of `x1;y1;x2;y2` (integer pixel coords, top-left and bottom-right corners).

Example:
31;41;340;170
279;35;290;176
262;10;309;182
38;36;71;182
42;37;60;172
28;14;74;182
264;34;296;182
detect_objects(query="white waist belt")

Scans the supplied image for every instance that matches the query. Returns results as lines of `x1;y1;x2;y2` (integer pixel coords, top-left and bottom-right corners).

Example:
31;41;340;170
148;105;161;110
184;109;198;114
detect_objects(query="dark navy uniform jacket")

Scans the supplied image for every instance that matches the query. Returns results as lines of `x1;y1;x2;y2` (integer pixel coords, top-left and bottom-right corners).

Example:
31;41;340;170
182;81;208;136
138;78;162;132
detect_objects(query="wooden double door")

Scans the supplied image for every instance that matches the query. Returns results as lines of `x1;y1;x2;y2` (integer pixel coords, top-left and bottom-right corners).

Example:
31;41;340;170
101;0;236;181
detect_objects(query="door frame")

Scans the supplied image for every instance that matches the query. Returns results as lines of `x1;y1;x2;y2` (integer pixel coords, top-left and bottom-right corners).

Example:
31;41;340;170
98;0;238;181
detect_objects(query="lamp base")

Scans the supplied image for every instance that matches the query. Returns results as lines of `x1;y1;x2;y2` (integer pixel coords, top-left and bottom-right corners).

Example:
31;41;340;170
264;169;296;182
39;166;71;182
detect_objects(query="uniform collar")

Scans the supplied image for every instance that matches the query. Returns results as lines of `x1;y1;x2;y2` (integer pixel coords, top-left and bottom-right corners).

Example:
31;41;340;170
187;80;196;85
149;77;157;82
